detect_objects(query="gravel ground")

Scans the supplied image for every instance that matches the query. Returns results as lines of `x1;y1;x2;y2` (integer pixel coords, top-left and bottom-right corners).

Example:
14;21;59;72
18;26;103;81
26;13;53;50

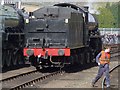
110;67;119;89
28;56;119;89
0;65;36;80
1;56;119;89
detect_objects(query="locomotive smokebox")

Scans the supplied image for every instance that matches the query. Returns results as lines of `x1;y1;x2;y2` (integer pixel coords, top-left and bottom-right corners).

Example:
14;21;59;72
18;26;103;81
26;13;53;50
0;5;19;28
0;5;25;33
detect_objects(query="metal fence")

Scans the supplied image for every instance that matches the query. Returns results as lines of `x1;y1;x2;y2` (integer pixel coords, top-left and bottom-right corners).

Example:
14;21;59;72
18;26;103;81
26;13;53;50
99;28;120;44
0;0;19;5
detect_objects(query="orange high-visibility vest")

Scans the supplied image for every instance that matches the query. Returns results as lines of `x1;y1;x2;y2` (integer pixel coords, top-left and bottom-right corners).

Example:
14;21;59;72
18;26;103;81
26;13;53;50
99;51;111;64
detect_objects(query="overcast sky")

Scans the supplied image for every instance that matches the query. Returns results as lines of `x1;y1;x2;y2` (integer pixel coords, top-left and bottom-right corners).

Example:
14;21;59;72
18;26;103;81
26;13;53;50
0;0;120;2
0;0;119;14
21;0;120;2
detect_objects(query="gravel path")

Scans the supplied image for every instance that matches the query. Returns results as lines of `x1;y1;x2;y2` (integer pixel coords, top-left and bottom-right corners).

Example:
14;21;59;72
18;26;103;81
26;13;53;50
29;56;119;88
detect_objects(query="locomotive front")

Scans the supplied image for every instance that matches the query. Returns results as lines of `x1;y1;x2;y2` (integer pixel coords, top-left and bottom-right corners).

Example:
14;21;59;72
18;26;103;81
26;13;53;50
24;6;85;68
0;5;25;32
0;5;26;68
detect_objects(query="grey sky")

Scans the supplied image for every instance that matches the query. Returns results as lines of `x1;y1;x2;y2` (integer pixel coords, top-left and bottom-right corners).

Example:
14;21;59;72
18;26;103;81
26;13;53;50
0;0;120;2
0;0;119;14
21;0;120;2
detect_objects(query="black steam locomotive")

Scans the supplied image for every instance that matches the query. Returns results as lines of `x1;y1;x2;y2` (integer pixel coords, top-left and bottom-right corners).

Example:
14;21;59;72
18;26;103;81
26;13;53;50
23;3;102;69
0;4;26;68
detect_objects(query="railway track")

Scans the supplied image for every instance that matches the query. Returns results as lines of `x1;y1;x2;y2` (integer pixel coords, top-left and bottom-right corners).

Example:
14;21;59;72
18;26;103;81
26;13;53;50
1;68;64;90
0;70;38;82
102;64;120;89
10;70;64;90
101;46;119;89
1;48;119;89
24;52;119;88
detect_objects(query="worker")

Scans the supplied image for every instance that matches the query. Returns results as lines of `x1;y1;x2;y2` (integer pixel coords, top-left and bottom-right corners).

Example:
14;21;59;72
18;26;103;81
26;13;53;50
92;47;111;88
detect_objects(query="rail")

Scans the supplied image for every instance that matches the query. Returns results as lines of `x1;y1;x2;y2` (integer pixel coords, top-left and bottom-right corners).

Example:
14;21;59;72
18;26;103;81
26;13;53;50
0;70;38;82
1;68;64;90
102;63;120;90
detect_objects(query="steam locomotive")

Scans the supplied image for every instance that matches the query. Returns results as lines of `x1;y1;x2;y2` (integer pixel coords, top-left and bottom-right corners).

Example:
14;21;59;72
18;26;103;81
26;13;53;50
23;3;102;69
0;4;26;68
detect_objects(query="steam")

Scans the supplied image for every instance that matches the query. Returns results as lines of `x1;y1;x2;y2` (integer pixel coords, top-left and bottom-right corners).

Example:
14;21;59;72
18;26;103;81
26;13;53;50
1;0;4;5
86;0;99;14
86;0;95;13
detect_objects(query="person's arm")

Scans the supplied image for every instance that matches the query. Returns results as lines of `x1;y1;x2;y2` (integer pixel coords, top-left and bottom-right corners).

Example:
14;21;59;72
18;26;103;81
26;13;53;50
96;52;101;65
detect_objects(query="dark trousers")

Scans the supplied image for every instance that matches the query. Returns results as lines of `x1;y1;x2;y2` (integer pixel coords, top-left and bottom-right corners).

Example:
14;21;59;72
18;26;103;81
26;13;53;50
92;64;110;87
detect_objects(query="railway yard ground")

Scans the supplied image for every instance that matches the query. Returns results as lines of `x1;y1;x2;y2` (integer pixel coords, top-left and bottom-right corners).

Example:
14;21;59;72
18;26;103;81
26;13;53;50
1;55;119;89
25;56;120;89
0;1;120;90
0;65;36;80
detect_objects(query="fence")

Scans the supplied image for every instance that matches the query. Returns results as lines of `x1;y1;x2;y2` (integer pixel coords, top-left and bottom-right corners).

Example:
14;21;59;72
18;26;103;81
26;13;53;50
99;28;120;44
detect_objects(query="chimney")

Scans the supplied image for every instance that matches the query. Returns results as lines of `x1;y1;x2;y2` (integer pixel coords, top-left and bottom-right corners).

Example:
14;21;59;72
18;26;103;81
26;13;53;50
84;6;89;24
15;0;21;9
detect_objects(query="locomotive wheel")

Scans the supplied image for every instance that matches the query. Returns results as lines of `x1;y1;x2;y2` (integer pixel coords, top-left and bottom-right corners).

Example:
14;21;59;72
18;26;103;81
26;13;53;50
12;52;21;66
6;50;12;67
36;65;43;70
86;52;90;63
70;56;74;65
16;54;21;65
13;52;18;66
17;53;23;65
12;55;16;66
20;54;25;65
2;50;8;67
80;53;83;64
91;52;95;62
89;50;93;63
72;55;75;65
16;50;24;65
75;55;78;64
2;50;6;68
20;51;25;65
78;54;81;64
36;66;40;70
80;53;84;65
11;50;16;66
84;50;89;64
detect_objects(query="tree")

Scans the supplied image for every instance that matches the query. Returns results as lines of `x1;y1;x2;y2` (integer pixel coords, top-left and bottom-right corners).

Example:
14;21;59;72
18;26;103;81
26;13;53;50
109;2;119;27
97;7;115;28
118;1;120;27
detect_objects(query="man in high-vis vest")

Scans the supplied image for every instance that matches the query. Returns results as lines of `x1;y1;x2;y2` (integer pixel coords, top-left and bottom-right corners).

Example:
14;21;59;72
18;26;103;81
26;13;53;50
92;47;111;88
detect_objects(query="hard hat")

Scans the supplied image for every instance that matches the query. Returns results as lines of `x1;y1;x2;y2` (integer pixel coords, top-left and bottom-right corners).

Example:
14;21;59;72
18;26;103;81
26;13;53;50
105;48;110;53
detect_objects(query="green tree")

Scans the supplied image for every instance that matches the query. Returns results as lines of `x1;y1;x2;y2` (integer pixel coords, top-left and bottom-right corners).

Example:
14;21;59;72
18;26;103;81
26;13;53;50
97;7;115;28
109;2;119;27
106;2;111;9
118;1;120;27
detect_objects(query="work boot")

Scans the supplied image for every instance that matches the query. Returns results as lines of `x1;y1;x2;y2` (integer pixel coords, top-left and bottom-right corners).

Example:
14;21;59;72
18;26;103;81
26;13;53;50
107;85;110;88
106;85;111;90
91;82;95;87
104;83;107;86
